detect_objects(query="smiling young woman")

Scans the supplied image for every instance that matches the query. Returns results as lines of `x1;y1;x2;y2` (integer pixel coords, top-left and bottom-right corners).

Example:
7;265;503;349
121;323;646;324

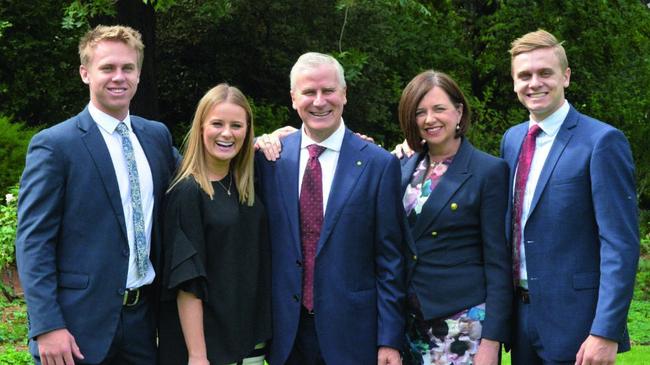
159;84;271;365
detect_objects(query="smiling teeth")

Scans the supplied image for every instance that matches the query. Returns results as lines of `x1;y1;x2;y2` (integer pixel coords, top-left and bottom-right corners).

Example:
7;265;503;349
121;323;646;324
216;141;234;147
312;111;330;116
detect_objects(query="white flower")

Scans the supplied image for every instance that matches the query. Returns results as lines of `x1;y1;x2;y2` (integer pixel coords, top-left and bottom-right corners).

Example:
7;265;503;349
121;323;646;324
5;193;15;204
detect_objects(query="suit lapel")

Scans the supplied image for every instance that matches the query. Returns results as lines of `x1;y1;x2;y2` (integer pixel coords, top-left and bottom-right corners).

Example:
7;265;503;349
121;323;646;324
528;107;578;217
317;130;368;255
410;139;472;240
77;109;128;240
401;152;422;194
277;133;303;256
400;152;424;255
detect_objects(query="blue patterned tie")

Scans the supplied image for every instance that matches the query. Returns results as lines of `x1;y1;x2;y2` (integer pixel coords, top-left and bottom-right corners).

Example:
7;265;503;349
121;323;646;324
116;122;148;278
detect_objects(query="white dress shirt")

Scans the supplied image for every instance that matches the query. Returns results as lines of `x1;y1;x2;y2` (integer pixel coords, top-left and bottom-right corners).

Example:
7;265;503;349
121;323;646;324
298;120;346;215
89;103;155;288
517;100;570;286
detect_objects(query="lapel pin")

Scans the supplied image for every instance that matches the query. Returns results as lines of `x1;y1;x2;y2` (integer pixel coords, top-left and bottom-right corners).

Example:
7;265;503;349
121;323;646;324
356;160;363;166
450;203;458;211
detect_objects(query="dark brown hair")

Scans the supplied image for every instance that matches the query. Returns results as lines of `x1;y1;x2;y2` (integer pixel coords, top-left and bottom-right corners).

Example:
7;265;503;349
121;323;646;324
398;70;471;153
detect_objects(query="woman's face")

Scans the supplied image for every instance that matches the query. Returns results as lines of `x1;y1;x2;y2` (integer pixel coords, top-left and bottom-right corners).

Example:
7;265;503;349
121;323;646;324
202;101;248;170
415;86;462;154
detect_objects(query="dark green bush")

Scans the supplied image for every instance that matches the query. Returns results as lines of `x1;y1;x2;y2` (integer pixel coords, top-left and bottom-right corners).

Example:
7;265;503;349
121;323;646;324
0;116;38;191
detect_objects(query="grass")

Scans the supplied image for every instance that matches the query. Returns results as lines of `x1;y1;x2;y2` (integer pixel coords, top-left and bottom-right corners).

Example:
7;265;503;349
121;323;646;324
502;346;650;364
0;291;30;365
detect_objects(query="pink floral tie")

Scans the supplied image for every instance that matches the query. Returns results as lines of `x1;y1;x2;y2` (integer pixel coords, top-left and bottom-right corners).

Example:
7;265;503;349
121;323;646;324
512;124;542;286
300;144;326;311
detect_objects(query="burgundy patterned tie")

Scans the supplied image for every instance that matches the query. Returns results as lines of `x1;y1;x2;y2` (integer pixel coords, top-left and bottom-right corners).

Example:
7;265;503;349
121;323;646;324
300;144;326;311
512;124;542;286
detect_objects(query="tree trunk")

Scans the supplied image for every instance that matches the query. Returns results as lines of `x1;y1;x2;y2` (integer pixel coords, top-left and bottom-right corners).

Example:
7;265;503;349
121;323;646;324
109;0;159;121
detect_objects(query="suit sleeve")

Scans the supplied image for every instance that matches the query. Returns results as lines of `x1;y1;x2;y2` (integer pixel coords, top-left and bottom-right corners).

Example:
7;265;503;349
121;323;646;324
374;155;407;350
478;158;513;343
15;130;67;339
589;129;639;340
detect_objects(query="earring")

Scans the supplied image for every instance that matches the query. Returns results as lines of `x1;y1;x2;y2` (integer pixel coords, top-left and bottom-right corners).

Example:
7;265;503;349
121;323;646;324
456;123;460;131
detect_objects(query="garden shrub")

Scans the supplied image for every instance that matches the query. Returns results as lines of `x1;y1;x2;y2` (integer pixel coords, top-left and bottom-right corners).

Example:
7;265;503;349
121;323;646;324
0;116;38;192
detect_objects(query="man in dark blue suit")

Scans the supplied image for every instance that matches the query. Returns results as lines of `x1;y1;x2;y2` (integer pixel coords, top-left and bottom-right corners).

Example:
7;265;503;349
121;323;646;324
256;52;406;365
15;25;178;365
501;29;639;365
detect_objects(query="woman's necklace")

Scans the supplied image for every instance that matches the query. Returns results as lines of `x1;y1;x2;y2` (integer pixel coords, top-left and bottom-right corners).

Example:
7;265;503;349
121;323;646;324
216;174;232;196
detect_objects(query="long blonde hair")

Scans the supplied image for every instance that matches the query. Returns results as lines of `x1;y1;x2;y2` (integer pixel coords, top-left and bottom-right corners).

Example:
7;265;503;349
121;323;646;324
168;83;255;206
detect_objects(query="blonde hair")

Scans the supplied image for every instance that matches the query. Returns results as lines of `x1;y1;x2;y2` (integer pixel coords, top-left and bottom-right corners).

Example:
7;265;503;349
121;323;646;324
78;25;144;69
509;29;568;71
168;83;255;206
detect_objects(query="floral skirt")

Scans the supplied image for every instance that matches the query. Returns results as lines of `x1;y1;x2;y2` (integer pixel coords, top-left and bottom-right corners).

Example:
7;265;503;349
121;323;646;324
405;301;486;365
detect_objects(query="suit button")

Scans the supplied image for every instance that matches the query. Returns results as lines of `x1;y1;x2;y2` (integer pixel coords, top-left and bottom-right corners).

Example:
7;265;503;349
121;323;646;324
450;203;458;211
412;255;417;261
293;294;300;302
122;248;129;257
431;231;438;237
117;288;125;295
296;260;302;267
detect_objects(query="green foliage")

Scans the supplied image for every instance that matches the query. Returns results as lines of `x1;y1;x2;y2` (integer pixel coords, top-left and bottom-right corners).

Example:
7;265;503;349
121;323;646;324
0;116;37;191
0;347;31;365
0;295;29;364
0;20;10;38
61;0;116;29
0;185;18;271
0;0;87;126
250;98;290;135
629;298;650;345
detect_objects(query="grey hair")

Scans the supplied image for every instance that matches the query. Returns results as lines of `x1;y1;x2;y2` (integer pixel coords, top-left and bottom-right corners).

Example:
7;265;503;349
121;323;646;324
289;52;346;90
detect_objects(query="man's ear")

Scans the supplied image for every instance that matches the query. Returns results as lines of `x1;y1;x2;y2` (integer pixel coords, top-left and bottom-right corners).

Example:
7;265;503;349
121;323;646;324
290;90;297;110
79;65;90;85
563;67;571;88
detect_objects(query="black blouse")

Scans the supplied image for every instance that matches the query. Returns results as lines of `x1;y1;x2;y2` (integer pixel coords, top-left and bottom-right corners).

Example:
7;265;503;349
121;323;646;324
158;175;271;365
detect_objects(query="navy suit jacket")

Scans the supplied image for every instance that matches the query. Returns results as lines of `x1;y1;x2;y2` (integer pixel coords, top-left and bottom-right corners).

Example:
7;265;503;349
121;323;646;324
500;105;639;360
15;108;178;363
256;129;406;365
400;138;512;343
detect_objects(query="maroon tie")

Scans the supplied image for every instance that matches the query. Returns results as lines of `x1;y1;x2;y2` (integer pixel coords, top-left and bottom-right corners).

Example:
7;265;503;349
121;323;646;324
512;124;542;285
300;144;326;311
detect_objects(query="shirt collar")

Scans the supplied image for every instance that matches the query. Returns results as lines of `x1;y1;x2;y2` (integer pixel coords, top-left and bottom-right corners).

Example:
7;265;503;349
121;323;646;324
528;100;570;137
300;119;346;152
88;102;133;134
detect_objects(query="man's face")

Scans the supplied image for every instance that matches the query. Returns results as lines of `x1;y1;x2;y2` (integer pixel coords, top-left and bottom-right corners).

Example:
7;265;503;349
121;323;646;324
290;64;347;142
512;47;570;122
79;40;140;120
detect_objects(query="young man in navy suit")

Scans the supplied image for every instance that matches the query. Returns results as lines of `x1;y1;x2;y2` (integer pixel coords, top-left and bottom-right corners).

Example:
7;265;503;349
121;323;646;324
256;52;406;365
502;29;639;365
16;25;178;364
